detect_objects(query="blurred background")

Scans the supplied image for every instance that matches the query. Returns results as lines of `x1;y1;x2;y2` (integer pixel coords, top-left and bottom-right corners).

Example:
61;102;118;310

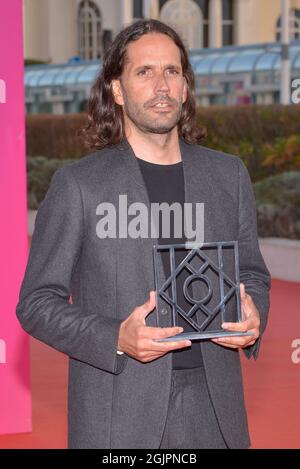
23;0;300;249
0;0;299;449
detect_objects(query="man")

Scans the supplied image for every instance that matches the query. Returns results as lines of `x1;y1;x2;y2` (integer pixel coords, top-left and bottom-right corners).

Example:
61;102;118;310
17;19;270;449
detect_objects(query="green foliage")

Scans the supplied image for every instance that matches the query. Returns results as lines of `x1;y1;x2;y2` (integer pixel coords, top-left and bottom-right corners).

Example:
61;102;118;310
26;105;300;182
253;172;300;239
261;135;300;173
253;171;300;206
27;157;300;238
26;114;87;160
25;105;300;238
27;156;76;209
25;58;48;66
196;104;300;181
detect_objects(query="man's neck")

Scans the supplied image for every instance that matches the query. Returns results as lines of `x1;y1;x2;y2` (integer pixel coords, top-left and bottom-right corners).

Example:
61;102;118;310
125;127;182;165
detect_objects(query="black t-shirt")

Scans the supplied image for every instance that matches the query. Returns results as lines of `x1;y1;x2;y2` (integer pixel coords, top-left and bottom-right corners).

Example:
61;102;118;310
137;157;203;369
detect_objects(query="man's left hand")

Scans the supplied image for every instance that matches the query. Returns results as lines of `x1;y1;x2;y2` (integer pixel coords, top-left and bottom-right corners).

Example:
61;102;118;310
211;283;260;349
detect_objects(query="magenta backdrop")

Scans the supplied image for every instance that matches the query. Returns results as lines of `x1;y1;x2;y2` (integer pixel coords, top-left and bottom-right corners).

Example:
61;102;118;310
0;0;32;434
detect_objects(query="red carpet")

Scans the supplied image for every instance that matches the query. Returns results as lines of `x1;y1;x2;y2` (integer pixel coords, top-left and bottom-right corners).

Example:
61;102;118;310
241;278;300;449
0;274;299;448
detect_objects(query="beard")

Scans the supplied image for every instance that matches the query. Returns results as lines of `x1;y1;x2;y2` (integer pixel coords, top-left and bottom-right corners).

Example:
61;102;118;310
121;90;183;135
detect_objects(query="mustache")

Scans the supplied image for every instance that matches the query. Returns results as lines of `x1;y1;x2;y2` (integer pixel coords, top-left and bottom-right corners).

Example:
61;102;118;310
144;95;178;108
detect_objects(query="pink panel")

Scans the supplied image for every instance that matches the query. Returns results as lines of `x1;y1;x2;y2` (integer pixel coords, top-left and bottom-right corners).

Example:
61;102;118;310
0;0;32;434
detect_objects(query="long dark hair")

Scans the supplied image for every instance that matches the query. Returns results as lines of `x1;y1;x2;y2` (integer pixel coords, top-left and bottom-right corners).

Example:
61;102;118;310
79;19;206;150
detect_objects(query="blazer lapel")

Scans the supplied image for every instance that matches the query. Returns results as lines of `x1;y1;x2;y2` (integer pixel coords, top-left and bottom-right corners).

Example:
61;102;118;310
115;138;210;330
115;139;169;327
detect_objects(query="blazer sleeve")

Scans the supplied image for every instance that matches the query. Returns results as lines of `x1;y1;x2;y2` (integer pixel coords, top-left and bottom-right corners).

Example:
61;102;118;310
16;166;128;375
237;159;271;360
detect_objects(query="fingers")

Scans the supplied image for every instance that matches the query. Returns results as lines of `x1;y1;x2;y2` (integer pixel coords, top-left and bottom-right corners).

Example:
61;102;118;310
240;283;260;323
240;282;246;301
134;290;157;321
135;326;190;349
151;339;192;352
223;285;260;332
240;283;254;306
121;292;194;363
144;326;184;339
211;330;258;349
146;290;156;312
135;338;192;363
141;340;191;362
240;283;250;320
131;325;191;362
213;284;260;351
221;318;256;332
211;339;239;349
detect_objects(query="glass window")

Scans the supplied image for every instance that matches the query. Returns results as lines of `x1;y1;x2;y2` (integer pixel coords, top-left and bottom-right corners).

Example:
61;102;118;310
27;70;48;87
294;52;300;69
53;68;75;86
276;9;300;41
134;0;143;18
273;45;300;69
38;69;61;87
77;65;100;83
195;0;209;20
195;54;221;75
203;22;209;48
189;55;202;68
222;0;234;46
159;0;168;9
64;67;86;85
78;0;102;60
223;25;233;46
228;50;262;73
24;71;36;86
222;0;233;20
211;52;238;74
254;53;278;72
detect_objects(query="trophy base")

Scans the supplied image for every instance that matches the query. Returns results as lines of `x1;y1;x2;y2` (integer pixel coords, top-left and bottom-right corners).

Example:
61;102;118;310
156;330;254;342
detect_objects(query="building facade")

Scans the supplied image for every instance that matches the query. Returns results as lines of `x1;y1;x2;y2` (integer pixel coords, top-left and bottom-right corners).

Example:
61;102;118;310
23;0;300;64
24;39;300;113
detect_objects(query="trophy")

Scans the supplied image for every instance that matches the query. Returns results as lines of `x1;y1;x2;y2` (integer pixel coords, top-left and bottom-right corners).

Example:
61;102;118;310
153;241;253;341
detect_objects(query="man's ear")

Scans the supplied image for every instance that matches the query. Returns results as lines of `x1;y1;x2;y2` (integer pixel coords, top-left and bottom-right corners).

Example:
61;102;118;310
112;79;124;106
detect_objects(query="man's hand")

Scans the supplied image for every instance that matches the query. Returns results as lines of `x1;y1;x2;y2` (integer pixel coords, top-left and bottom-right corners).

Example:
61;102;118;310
117;291;191;363
211;283;260;350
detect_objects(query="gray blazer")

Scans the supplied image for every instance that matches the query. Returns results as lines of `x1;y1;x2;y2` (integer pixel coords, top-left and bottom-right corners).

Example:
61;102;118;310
16;139;270;449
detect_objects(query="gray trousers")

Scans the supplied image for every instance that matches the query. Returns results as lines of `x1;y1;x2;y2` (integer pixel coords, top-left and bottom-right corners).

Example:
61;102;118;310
159;367;228;449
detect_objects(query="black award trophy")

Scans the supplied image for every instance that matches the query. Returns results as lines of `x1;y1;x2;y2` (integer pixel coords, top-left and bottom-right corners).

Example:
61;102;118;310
153;241;253;342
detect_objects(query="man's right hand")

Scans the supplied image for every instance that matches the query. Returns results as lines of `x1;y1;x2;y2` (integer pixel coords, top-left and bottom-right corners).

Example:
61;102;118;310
117;290;192;363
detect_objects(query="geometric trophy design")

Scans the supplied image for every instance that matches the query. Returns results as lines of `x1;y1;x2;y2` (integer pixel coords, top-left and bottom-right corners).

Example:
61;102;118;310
153;241;253;341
